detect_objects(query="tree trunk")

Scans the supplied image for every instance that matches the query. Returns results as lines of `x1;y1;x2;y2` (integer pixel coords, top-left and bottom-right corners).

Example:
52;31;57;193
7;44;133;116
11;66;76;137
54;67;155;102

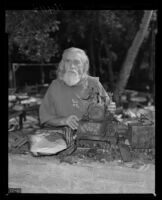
89;37;96;76
149;19;155;99
40;50;45;84
88;12;97;76
104;44;115;91
40;65;45;84
8;36;13;88
9;59;13;88
114;10;153;105
100;28;115;91
98;43;102;77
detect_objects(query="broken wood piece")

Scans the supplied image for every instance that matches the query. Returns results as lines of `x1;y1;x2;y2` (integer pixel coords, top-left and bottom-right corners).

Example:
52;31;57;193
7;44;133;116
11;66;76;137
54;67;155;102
12;136;28;148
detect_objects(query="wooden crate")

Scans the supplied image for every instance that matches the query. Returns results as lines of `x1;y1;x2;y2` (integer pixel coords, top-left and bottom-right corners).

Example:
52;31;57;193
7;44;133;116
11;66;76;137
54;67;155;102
130;125;155;148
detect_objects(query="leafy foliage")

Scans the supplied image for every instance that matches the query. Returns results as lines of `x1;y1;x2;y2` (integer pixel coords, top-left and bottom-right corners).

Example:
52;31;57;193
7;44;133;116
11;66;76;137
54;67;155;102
6;10;60;62
6;10;144;64
6;10;156;94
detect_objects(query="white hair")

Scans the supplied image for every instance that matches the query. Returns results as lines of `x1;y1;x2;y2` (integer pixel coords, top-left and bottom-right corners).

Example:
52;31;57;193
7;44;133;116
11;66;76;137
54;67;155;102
56;47;89;80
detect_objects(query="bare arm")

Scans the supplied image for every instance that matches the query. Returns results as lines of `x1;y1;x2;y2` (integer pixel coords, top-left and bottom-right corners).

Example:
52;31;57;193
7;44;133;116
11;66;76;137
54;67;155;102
45;117;67;126
45;115;80;130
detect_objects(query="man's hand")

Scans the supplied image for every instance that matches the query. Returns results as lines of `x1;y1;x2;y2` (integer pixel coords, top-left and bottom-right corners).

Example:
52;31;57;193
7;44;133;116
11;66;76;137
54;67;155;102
63;115;80;130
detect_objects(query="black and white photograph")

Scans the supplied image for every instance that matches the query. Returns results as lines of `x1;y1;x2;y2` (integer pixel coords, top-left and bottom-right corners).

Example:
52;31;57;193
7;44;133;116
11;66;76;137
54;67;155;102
6;7;156;194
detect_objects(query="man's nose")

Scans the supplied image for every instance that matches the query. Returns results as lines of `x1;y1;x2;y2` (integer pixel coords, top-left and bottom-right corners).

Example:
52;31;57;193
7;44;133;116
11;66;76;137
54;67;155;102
69;63;76;70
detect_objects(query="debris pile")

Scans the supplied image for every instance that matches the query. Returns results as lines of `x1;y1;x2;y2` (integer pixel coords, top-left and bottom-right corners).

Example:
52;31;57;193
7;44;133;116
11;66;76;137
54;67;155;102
8;88;155;166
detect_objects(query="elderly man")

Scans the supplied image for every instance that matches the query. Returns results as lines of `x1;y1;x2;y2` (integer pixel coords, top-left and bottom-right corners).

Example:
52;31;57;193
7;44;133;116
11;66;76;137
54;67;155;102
39;47;115;130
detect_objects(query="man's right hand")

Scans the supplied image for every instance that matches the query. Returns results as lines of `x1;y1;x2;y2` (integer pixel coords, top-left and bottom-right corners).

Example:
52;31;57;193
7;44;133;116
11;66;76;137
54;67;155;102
63;115;80;130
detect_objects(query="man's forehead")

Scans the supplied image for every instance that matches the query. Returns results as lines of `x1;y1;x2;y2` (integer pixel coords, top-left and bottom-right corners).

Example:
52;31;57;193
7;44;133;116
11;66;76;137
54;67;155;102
63;52;82;61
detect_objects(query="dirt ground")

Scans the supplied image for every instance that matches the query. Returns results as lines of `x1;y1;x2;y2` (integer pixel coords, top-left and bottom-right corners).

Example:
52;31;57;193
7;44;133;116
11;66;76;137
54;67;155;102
8;153;155;194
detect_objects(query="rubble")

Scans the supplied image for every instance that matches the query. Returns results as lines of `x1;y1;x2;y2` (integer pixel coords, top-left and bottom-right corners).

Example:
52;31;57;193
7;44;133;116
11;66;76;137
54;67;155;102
8;88;155;167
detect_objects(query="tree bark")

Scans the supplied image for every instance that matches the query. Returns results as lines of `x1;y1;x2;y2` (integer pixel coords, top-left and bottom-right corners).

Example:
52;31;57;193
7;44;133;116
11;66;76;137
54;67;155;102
88;12;97;76
150;19;156;104
40;50;45;84
9;59;13;88
104;44;115;91
40;65;45;84
114;10;153;105
100;26;115;91
98;43;102;77
89;36;95;76
149;19;155;88
8;36;13;88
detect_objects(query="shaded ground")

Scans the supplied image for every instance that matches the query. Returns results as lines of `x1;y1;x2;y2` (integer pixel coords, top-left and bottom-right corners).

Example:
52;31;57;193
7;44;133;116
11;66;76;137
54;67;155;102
8;152;155;194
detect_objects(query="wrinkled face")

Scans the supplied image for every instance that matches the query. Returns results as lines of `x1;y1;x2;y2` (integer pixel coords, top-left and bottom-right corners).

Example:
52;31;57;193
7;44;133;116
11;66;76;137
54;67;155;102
62;52;84;86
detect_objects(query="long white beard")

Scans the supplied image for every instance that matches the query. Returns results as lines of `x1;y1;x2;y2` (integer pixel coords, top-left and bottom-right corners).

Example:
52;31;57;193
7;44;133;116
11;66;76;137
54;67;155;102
63;71;81;86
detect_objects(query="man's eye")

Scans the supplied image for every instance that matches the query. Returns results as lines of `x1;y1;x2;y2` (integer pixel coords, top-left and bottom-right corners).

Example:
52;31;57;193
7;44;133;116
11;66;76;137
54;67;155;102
73;60;81;66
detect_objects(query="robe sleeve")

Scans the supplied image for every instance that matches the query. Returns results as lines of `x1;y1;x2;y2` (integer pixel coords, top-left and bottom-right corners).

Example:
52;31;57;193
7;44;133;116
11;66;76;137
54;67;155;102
39;82;57;125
